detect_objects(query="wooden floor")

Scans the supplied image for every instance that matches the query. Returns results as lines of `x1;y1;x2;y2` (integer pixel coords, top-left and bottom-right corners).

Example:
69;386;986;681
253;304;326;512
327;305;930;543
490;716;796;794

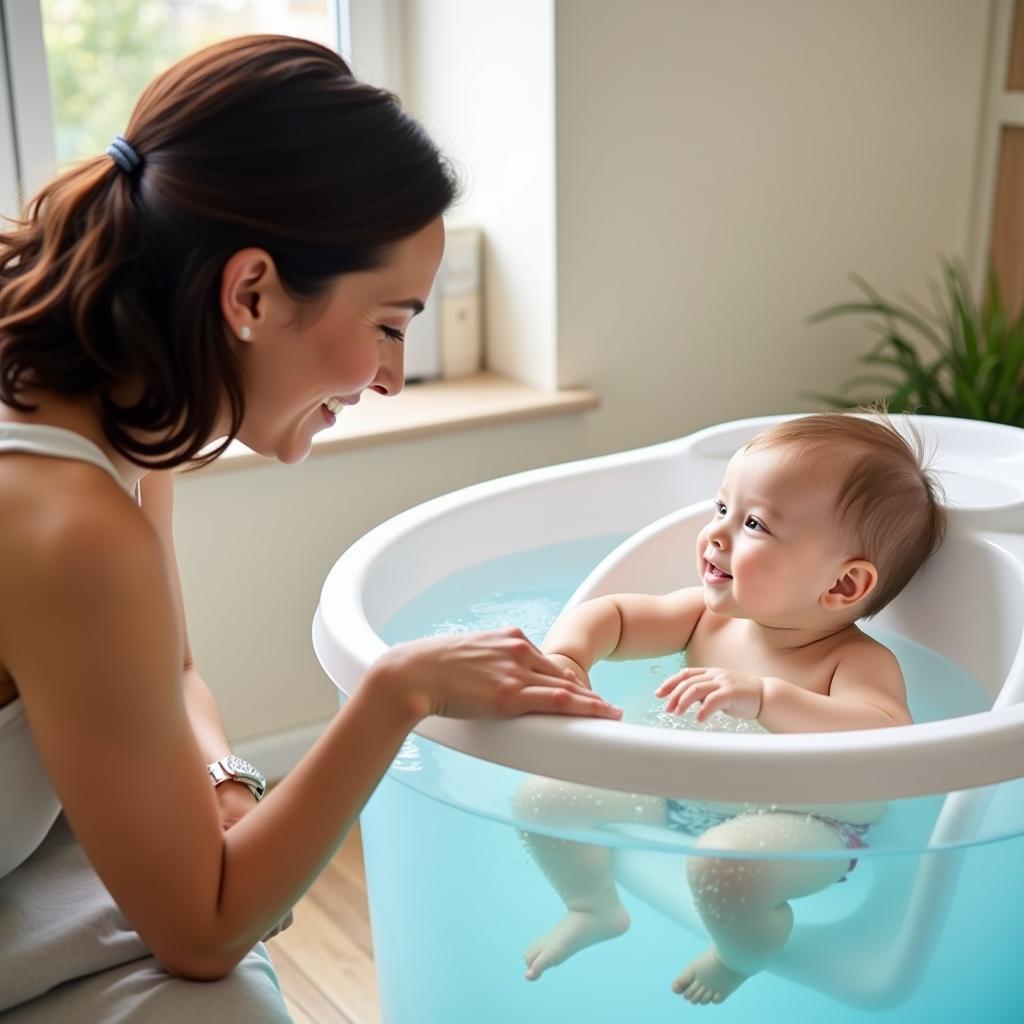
268;824;380;1024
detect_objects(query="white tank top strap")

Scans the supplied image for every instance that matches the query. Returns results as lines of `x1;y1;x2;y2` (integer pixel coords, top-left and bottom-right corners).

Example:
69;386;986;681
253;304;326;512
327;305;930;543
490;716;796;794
0;422;128;491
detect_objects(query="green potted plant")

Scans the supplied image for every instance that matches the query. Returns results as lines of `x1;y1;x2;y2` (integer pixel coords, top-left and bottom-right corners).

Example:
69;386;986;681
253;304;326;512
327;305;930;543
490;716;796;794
809;258;1024;426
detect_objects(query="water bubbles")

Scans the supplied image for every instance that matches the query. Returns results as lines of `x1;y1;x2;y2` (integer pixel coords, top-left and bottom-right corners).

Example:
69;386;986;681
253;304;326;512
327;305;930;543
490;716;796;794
466;594;565;646
641;698;769;734
427;619;473;637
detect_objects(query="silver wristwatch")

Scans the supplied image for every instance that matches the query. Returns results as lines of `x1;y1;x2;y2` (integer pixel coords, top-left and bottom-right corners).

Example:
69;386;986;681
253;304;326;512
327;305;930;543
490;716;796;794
207;754;267;802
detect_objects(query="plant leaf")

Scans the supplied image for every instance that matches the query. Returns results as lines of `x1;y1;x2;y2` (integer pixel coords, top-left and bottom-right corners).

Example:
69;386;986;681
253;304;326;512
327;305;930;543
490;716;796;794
943;259;980;373
809;296;950;356
810;259;1022;424
953;378;985;419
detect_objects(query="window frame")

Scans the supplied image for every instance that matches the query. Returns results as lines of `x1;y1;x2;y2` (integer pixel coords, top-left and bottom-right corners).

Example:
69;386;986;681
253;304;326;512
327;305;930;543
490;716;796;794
0;7;18;219
0;0;54;216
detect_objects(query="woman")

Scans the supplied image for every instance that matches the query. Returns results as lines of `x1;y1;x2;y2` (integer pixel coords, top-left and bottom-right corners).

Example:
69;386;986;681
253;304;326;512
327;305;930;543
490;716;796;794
0;35;621;1021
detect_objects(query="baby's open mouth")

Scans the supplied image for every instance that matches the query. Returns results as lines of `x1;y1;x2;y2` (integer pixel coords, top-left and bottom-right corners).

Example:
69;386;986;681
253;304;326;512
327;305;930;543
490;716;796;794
703;558;733;580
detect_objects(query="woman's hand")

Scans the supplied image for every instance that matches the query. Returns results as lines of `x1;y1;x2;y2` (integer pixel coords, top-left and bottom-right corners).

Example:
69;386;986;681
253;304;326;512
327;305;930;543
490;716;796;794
545;652;592;689
654;666;764;721
375;627;621;722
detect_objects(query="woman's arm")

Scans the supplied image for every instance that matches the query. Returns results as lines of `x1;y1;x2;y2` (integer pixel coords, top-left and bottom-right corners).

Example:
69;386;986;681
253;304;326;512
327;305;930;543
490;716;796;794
139;471;257;826
5;476;616;981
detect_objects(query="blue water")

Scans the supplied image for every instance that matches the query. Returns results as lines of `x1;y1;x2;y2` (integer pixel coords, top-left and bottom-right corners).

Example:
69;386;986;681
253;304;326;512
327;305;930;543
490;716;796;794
358;535;1024;1022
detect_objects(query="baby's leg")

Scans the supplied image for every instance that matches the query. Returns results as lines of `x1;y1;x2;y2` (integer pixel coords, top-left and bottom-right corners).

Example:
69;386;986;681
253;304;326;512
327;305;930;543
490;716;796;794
674;812;849;1005
514;776;663;980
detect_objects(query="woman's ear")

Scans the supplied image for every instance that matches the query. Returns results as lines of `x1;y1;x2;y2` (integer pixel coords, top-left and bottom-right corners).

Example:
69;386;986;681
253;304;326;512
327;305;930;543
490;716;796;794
220;248;280;342
821;560;878;612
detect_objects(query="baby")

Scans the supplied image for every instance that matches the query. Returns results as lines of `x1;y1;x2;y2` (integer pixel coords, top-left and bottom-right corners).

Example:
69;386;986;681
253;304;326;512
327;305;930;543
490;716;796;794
515;412;945;1005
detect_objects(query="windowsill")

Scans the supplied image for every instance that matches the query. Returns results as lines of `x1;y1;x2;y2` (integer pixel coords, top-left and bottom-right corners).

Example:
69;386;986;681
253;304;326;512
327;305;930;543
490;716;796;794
208;372;600;471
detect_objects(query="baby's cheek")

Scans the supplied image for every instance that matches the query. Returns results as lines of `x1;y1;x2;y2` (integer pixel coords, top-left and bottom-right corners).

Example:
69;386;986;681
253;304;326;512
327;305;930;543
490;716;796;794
694;531;708;569
736;559;784;608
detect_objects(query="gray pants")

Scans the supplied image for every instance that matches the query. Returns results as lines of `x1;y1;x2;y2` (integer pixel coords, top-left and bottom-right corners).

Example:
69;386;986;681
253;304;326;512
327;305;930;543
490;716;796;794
0;816;293;1022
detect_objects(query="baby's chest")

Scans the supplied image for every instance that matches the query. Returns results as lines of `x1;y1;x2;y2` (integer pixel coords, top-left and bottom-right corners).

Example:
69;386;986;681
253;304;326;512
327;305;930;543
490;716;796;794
686;629;836;695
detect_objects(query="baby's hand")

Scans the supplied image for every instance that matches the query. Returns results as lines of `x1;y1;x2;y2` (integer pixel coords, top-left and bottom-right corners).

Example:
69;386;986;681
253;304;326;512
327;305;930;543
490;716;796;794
654;667;763;721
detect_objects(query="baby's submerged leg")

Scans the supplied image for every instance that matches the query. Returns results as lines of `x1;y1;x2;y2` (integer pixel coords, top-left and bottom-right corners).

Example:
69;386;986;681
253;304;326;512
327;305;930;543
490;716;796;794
515;776;663;981
674;812;849;1005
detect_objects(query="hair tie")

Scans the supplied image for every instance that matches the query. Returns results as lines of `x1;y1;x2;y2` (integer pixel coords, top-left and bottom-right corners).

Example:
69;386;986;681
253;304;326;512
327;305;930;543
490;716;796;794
107;134;142;176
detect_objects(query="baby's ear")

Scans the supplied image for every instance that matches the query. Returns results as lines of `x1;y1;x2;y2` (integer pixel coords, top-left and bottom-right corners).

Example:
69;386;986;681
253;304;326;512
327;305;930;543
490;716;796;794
821;560;878;611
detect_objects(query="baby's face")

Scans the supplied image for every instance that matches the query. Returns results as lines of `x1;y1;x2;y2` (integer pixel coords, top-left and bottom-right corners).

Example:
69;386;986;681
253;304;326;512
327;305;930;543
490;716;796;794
694;446;851;625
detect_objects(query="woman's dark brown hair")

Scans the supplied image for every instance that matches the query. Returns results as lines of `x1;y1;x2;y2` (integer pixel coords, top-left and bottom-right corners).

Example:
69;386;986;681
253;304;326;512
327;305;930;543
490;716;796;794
0;35;458;468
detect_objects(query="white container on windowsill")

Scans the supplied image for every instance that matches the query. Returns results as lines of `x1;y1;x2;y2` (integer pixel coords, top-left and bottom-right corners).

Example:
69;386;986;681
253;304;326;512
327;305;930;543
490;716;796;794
403;225;483;383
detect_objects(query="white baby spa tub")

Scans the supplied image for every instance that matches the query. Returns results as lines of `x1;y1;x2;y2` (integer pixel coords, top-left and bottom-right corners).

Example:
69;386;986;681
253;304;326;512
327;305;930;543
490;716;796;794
313;415;1024;1024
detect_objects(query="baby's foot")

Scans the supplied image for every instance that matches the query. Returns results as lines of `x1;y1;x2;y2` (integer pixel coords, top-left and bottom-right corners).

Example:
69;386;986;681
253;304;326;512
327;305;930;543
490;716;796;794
523;905;630;980
672;947;748;1005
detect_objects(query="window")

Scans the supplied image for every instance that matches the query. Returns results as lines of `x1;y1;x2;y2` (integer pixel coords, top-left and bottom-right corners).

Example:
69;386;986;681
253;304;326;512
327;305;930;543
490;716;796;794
1;0;348;214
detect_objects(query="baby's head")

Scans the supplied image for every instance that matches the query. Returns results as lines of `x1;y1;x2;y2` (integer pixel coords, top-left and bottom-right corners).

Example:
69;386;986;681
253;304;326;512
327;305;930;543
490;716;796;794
696;412;946;625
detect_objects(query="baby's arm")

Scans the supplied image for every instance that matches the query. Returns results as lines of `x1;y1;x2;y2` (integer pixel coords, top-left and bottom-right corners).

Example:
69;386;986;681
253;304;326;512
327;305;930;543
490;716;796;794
543;588;706;683
758;641;912;732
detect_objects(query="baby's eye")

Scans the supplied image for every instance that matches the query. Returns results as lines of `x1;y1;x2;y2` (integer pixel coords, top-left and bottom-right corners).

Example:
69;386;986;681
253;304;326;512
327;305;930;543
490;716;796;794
714;500;727;515
745;516;765;531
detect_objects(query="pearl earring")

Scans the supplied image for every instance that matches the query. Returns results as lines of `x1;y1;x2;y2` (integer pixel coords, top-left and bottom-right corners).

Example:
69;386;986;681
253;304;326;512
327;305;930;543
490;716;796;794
239;325;252;340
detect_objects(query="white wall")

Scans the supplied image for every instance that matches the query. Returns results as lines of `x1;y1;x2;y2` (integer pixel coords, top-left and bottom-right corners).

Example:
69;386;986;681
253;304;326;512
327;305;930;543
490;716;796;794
172;0;992;753
555;0;991;447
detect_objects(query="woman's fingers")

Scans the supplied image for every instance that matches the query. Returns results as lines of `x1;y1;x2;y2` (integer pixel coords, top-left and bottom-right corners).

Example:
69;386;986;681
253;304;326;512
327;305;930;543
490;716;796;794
492;632;588;687
517;685;623;718
403;627;617;720
493;630;579;683
536;656;584;684
530;672;621;715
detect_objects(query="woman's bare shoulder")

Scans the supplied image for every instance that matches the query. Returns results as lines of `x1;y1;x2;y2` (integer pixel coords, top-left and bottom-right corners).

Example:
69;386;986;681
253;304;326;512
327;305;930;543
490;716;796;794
0;458;164;660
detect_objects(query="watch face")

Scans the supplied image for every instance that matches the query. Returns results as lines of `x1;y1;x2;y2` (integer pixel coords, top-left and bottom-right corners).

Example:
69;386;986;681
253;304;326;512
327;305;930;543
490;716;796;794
224;755;258;777
220;755;267;798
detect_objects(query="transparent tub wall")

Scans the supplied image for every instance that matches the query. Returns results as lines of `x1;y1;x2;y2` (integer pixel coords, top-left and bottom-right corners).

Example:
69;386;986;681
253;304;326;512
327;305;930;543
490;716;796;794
361;769;1024;1024
358;712;1024;1023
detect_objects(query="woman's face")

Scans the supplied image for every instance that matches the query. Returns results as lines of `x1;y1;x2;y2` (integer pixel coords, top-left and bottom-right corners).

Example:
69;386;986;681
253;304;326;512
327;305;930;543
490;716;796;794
232;216;445;463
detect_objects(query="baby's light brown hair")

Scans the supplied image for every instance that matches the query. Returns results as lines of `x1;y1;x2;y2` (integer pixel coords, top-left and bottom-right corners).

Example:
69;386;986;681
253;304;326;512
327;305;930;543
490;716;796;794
745;412;946;617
